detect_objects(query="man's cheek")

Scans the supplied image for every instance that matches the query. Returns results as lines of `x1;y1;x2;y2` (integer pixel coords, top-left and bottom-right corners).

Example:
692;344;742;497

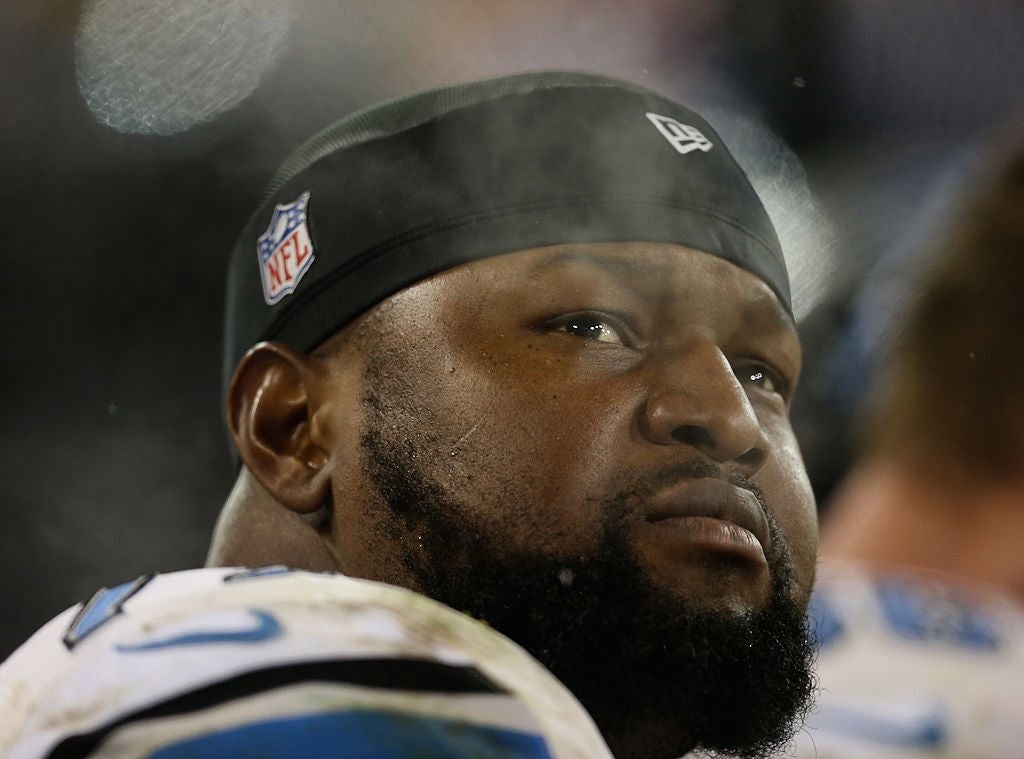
761;462;817;600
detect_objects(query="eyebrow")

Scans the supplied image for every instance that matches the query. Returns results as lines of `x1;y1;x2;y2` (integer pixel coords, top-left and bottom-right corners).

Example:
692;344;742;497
527;247;674;283
747;290;797;332
529;246;797;331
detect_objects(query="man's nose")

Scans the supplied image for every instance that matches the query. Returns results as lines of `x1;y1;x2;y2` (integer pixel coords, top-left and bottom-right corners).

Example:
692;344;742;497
639;340;768;475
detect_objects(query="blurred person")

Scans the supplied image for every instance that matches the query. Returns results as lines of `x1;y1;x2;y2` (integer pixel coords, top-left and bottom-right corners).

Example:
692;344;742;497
790;129;1024;758
1;72;818;759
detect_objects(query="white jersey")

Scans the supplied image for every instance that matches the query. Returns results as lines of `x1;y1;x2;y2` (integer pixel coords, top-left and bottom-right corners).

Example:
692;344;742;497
0;567;612;759
787;562;1024;759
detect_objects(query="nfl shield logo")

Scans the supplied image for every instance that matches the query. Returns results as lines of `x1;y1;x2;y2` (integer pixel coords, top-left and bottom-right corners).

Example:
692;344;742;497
257;191;315;305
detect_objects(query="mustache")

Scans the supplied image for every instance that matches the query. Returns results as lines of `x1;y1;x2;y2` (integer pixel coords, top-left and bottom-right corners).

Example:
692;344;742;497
610;459;770;519
602;459;791;572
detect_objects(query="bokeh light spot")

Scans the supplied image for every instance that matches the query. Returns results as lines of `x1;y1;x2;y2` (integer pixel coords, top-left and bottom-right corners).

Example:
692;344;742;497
75;0;292;135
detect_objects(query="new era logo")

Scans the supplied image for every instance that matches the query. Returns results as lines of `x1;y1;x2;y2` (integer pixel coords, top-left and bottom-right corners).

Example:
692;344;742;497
645;113;713;155
257;191;315;305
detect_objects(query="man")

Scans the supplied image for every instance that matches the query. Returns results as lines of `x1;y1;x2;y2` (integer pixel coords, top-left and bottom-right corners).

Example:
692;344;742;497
789;129;1024;758
1;72;817;759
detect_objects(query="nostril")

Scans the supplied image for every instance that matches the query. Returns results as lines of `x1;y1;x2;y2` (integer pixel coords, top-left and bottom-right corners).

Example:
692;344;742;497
736;446;765;470
671;424;765;470
671;424;716;450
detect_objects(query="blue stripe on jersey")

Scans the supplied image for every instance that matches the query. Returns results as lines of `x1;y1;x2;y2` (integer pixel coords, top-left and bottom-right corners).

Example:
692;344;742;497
63;575;153;649
875;579;1001;651
812;701;948;750
115;609;283;651
144;709;553;758
223;566;296;583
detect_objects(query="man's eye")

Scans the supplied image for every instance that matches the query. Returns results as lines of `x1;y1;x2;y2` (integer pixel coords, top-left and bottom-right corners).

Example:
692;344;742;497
549;313;628;345
737;363;783;395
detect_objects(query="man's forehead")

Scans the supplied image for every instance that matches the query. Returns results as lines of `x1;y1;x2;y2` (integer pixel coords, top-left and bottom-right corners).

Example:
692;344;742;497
458;242;796;330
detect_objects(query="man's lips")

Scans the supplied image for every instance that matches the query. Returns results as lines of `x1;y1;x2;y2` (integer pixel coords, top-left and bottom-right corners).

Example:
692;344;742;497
642;477;772;560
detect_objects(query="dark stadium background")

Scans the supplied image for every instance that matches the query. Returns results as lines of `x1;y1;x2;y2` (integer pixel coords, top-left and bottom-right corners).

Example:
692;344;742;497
2;0;1022;658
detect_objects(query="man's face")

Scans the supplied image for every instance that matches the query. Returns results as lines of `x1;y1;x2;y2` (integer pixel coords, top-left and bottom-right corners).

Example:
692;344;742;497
323;242;816;606
314;242;817;757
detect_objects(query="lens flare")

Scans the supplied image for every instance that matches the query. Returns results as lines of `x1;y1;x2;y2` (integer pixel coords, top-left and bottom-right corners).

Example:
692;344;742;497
75;0;292;135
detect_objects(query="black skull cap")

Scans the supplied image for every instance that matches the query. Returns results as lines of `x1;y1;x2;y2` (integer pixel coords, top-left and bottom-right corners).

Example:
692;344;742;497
224;70;790;392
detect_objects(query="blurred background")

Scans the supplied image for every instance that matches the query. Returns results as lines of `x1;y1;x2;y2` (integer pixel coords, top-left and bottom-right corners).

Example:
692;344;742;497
2;0;1022;658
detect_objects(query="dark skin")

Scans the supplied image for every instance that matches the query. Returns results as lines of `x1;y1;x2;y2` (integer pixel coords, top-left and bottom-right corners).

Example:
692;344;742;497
209;241;818;758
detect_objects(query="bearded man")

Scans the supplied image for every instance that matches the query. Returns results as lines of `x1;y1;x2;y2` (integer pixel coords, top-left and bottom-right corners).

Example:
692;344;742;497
1;72;817;759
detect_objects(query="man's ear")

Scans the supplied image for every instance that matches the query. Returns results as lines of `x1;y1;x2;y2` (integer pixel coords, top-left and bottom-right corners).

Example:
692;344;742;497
228;342;331;514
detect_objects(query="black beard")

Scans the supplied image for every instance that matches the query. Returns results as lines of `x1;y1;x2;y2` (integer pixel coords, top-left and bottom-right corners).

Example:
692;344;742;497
361;384;815;759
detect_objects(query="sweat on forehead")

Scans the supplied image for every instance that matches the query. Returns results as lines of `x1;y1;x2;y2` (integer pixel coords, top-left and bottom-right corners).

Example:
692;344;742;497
223;70;790;392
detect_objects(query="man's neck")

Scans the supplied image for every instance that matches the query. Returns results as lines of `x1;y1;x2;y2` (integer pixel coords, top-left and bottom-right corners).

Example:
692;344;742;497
206;472;339;571
821;455;1024;603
